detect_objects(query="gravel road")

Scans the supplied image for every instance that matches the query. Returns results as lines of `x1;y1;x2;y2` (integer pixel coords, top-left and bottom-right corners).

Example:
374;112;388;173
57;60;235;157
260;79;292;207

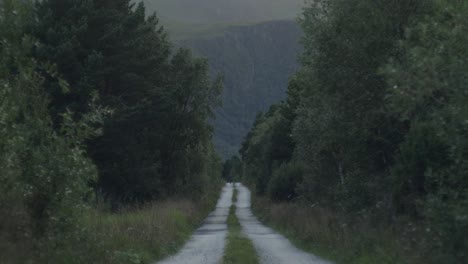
235;183;332;264
156;183;331;264
156;183;233;264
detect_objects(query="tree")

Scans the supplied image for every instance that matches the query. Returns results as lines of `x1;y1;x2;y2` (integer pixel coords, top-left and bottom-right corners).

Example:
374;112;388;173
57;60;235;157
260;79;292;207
34;0;103;121
34;0;223;202
223;156;243;182
0;0;101;259
384;1;468;260
240;101;297;196
293;0;427;210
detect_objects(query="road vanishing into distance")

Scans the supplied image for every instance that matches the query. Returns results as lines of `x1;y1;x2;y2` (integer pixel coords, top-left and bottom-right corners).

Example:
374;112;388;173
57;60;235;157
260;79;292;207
157;183;331;264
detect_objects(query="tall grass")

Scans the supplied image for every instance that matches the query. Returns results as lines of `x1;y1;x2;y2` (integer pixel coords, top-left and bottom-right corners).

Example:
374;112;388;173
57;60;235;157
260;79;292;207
0;198;217;264
252;197;434;264
83;200;209;264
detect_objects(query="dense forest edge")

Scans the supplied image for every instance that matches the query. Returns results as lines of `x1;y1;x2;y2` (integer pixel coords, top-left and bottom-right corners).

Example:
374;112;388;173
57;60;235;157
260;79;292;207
229;0;468;263
1;0;467;263
0;0;223;263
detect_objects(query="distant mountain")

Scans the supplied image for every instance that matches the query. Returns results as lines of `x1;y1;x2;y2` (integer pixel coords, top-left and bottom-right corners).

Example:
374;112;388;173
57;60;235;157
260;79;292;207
180;20;302;159
141;0;305;40
140;0;303;158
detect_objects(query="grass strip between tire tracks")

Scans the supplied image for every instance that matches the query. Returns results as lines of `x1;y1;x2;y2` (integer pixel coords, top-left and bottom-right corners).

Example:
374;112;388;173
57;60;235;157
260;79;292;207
223;187;259;264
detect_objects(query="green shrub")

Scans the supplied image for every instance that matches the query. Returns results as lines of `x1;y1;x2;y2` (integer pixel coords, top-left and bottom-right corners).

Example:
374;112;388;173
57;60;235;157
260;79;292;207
0;1;102;261
267;162;304;201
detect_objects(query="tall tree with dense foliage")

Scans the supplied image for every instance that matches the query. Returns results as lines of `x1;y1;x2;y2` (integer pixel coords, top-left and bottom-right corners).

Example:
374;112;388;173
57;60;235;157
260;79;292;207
293;0;430;210
2;0;224;261
383;1;468;261
0;0;103;260
241;0;467;262
32;0;223;202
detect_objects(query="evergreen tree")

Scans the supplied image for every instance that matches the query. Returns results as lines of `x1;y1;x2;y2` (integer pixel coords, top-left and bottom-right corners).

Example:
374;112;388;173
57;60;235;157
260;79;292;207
33;0;223;202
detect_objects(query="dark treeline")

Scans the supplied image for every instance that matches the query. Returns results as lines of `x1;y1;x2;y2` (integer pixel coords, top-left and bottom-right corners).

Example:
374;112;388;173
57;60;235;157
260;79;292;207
237;0;467;262
33;0;222;202
1;0;222;261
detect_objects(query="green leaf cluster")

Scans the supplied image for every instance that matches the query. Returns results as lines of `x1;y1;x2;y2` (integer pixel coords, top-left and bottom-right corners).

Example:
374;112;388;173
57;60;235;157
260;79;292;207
0;0;101;256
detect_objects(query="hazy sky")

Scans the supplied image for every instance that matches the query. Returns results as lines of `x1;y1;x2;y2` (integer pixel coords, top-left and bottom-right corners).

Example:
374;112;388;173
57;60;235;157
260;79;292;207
142;0;306;25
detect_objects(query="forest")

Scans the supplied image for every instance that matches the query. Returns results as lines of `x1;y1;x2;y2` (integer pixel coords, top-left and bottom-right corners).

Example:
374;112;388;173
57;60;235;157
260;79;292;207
236;0;467;263
1;0;222;262
1;0;467;263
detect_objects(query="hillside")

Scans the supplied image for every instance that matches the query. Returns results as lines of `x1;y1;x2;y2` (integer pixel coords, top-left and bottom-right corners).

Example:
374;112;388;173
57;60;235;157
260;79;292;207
141;0;304;40
180;20;302;158
139;0;304;158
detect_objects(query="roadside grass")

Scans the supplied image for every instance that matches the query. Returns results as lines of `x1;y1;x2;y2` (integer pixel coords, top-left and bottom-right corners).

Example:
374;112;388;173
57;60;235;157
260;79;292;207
82;200;210;264
0;190;220;264
252;196;432;264
223;188;259;264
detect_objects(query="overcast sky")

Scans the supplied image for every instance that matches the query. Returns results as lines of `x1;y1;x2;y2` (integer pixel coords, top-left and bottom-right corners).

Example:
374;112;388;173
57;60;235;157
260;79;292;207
142;0;306;25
